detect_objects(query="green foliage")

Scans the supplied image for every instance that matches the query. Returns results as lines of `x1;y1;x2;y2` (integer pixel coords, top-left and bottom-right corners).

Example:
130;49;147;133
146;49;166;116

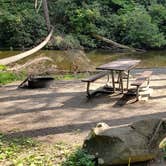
0;71;26;85
121;7;166;48
53;34;81;49
159;138;166;159
0;0;166;49
68;7;100;34
0;65;7;71
149;4;166;36
0;0;47;48
0;133;38;162
0;133;94;166
62;149;95;166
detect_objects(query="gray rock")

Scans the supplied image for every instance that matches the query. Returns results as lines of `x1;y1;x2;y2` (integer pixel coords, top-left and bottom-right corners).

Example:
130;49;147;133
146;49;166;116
83;119;166;165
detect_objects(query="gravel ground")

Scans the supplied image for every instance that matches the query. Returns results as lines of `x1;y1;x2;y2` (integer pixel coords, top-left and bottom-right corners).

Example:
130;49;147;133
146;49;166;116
0;69;165;144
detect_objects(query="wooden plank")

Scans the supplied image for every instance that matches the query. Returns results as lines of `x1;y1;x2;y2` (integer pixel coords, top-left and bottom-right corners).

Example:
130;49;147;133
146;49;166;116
126;70;130;90
111;70;115;92
131;77;147;86
136;71;152;79
82;71;109;82
131;71;152;86
96;59;140;71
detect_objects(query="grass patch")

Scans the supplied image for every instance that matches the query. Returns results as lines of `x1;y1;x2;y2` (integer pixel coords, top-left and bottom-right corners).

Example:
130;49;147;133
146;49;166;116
0;72;26;85
0;70;90;85
0;133;95;166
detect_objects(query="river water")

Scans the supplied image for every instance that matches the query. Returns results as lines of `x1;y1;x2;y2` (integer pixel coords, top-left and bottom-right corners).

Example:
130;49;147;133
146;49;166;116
0;50;166;70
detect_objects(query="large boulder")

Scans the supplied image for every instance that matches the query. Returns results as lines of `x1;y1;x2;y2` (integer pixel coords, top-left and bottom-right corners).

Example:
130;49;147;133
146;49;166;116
83;119;166;165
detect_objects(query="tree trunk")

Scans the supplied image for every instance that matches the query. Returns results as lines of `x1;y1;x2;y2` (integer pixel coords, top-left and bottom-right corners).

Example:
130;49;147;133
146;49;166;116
92;34;137;52
42;0;51;32
0;29;53;65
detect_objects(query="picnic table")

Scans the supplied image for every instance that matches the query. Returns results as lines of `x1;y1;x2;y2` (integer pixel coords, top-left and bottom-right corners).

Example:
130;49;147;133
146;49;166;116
96;59;141;93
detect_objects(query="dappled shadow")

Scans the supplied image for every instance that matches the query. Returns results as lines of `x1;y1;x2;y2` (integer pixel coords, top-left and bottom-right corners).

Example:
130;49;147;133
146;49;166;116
0;91;71;102
0;84;125;118
151;78;166;81
113;94;137;107
0;74;165;119
0;74;166;144
5;111;166;138
150;95;166;100
0;106;61;117
151;85;166;90
61;91;121;109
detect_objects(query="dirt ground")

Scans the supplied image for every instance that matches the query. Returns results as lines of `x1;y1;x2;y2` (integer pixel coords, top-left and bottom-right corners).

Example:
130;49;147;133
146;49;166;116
0;69;166;146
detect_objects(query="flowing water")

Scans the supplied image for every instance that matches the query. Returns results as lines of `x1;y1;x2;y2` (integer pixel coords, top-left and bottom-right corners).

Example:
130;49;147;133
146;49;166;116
0;50;166;70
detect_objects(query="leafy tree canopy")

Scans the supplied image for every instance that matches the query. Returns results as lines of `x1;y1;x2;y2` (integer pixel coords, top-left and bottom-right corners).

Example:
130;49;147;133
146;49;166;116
0;0;166;49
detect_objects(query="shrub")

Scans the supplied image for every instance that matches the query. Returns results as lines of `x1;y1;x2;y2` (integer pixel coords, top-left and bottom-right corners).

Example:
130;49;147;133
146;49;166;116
0;71;25;85
149;4;166;36
122;7;166;48
62;148;95;166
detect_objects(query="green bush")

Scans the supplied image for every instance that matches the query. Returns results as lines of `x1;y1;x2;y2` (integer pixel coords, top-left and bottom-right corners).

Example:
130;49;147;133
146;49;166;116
53;34;81;49
149;4;166;36
0;65;7;71
0;0;166;49
62;149;95;166
121;7;166;48
0;1;47;48
0;72;25;85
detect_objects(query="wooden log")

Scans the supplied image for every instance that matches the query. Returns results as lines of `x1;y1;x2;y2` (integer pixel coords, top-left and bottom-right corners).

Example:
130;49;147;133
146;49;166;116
92;34;145;52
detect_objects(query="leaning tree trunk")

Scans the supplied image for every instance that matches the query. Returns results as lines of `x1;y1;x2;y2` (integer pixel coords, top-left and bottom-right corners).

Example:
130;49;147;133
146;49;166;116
0;29;53;65
42;0;51;32
92;34;145;52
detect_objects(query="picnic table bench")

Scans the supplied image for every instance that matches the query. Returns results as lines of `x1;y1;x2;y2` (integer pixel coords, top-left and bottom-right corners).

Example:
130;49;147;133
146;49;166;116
82;71;110;97
131;70;153;100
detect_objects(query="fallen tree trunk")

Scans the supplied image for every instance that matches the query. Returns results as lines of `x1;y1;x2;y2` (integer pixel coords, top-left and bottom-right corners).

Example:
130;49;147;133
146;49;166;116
92;34;145;52
0;28;53;65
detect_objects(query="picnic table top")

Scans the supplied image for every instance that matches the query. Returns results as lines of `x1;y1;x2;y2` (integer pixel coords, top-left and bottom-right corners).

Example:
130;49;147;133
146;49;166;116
96;59;141;71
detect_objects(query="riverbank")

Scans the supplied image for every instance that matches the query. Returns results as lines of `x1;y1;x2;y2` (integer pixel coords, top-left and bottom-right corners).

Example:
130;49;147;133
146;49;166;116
0;50;166;71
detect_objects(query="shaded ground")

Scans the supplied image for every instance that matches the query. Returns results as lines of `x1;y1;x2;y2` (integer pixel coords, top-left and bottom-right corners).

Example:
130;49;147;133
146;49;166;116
0;69;165;145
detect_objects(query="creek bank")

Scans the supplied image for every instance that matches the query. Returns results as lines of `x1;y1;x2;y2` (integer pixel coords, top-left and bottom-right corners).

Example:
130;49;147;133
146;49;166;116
8;50;95;75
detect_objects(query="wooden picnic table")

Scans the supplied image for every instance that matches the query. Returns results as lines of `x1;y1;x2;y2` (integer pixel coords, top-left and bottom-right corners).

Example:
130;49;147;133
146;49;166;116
96;59;141;93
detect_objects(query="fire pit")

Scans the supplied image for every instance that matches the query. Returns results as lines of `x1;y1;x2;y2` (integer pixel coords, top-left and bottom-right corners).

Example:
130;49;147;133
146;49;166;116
19;76;54;89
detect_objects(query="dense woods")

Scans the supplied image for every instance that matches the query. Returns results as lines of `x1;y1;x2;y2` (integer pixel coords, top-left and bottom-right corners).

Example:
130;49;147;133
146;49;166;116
0;0;166;50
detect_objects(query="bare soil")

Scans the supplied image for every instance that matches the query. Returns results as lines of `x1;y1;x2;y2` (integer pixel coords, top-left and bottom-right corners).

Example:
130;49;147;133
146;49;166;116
0;72;165;146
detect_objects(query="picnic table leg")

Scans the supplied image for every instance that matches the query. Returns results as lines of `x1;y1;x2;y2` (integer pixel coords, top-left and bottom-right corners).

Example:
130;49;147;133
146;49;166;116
119;71;124;93
117;71;121;90
106;73;110;86
111;70;115;92
136;86;140;101
126;70;130;91
86;82;91;98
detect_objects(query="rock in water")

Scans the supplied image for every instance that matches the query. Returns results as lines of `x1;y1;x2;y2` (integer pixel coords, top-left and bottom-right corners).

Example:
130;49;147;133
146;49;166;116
83;119;166;165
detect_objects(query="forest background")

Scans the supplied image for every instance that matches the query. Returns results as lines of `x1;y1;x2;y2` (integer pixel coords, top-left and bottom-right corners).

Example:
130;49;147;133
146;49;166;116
0;0;166;50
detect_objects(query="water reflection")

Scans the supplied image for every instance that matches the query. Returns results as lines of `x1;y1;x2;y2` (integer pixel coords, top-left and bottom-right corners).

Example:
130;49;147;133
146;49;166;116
0;50;166;70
